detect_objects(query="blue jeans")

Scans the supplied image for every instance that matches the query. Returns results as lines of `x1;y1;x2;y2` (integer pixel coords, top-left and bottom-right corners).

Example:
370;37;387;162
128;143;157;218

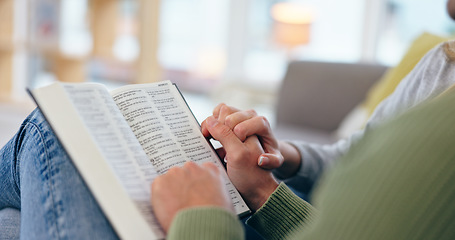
1;109;288;239
0;109;118;239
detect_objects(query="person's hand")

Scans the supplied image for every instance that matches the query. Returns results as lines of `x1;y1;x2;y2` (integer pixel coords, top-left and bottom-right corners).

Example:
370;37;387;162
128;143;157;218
151;161;233;232
201;103;284;169
202;104;302;179
204;116;279;211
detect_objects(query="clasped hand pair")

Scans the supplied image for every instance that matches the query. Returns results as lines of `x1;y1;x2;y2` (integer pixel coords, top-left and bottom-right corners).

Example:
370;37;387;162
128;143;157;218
151;104;283;232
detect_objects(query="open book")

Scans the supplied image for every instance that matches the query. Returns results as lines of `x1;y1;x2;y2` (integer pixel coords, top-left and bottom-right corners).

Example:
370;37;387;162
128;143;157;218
28;80;250;239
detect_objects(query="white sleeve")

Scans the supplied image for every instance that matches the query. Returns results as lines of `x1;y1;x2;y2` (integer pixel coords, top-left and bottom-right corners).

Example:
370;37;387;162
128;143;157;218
282;41;455;194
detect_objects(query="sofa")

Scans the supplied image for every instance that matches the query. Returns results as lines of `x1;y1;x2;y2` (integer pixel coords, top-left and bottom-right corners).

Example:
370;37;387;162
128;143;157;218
273;60;388;144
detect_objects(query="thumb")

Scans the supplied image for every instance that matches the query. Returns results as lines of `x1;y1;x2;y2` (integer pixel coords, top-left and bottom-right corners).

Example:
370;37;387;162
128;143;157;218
257;153;284;170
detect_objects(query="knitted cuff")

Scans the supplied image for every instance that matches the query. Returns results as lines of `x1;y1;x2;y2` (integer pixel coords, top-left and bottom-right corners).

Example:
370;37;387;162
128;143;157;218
247;183;316;240
167;207;244;240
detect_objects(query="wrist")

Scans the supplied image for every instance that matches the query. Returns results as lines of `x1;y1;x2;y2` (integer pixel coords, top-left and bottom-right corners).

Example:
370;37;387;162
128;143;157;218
246;178;279;211
275;141;301;179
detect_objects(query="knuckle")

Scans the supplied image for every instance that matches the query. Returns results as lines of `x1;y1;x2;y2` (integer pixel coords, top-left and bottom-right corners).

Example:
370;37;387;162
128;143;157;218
151;178;162;191
255;116;271;134
214;103;226;116
220;105;231;115
185;161;197;169
233;125;247;140
247;109;258;116
167;166;180;175
225;115;233;127
226;114;240;129
202;161;217;171
259;116;270;126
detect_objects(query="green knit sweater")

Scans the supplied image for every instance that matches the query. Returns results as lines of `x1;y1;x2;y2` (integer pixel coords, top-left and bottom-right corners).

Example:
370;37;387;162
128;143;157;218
168;90;455;239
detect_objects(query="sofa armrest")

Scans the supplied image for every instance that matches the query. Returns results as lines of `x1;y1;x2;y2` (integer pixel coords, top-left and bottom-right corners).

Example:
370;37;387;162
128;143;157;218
275;61;388;133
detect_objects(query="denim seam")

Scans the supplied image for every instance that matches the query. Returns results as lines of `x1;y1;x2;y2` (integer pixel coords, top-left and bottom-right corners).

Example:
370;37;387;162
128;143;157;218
12;123;29;196
26;120;62;240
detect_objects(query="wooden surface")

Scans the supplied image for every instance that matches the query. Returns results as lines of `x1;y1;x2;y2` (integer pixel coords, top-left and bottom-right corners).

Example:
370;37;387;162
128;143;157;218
136;0;162;83
0;0;14;97
1;0;162;97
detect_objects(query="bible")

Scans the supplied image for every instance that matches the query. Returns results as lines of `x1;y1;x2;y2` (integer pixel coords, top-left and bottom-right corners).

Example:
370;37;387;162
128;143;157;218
28;80;250;239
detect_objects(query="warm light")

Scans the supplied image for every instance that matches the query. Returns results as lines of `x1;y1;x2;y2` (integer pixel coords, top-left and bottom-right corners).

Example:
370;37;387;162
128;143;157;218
193;46;227;79
271;2;315;48
271;2;314;25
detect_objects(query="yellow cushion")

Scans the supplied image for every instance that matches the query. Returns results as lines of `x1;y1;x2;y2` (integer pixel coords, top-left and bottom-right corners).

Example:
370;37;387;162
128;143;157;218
336;33;449;139
361;32;449;117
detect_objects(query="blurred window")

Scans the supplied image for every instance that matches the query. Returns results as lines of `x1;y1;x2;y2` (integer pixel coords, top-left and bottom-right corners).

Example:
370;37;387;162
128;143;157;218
159;0;367;88
240;0;365;84
27;0;455;89
159;0;229;90
376;0;455;65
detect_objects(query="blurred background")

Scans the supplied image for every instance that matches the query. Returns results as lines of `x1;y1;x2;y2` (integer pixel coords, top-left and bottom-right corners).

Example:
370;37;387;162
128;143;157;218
0;0;454;146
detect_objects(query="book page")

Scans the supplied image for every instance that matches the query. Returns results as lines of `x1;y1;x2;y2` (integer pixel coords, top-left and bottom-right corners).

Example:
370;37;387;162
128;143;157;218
110;81;250;215
30;83;162;239
61;84;165;233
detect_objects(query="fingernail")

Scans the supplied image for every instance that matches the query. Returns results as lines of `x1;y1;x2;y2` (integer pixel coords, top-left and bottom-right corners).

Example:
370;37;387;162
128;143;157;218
206;116;218;127
258;156;269;166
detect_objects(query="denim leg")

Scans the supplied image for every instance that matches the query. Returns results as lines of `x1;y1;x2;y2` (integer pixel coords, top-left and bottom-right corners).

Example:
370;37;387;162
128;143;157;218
0;127;21;210
0;208;21;239
0;109;119;239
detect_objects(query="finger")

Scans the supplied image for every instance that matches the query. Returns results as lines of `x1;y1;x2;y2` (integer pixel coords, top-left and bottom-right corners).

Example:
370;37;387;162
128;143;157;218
243;135;265;157
205;104;240;136
166;165;185;177
205;116;244;155
183;161;206;178
201;119;211;138
224;109;258;130
258;153;284;169
183;160;198;169
218;104;240;125
151;176;162;193
212;103;226;118
202;162;220;174
166;165;180;174
224;135;264;169
233;116;272;141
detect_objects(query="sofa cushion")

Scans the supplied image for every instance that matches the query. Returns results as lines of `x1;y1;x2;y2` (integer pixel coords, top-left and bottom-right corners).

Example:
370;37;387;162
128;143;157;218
274;123;337;144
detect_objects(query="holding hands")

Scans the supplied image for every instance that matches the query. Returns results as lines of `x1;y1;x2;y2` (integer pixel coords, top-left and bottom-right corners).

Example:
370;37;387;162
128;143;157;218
201;103;284;170
202;113;278;211
151;103;302;231
202;104;302;179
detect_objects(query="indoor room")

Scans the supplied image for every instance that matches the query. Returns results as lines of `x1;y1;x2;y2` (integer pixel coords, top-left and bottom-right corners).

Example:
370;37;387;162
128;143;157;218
0;0;455;239
0;0;452;145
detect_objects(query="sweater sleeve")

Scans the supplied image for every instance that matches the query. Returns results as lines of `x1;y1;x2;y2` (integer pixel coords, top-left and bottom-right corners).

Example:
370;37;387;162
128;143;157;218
166;183;316;240
167;207;244;240
281;135;360;193
280;41;455;194
246;183;317;240
288;84;455;240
